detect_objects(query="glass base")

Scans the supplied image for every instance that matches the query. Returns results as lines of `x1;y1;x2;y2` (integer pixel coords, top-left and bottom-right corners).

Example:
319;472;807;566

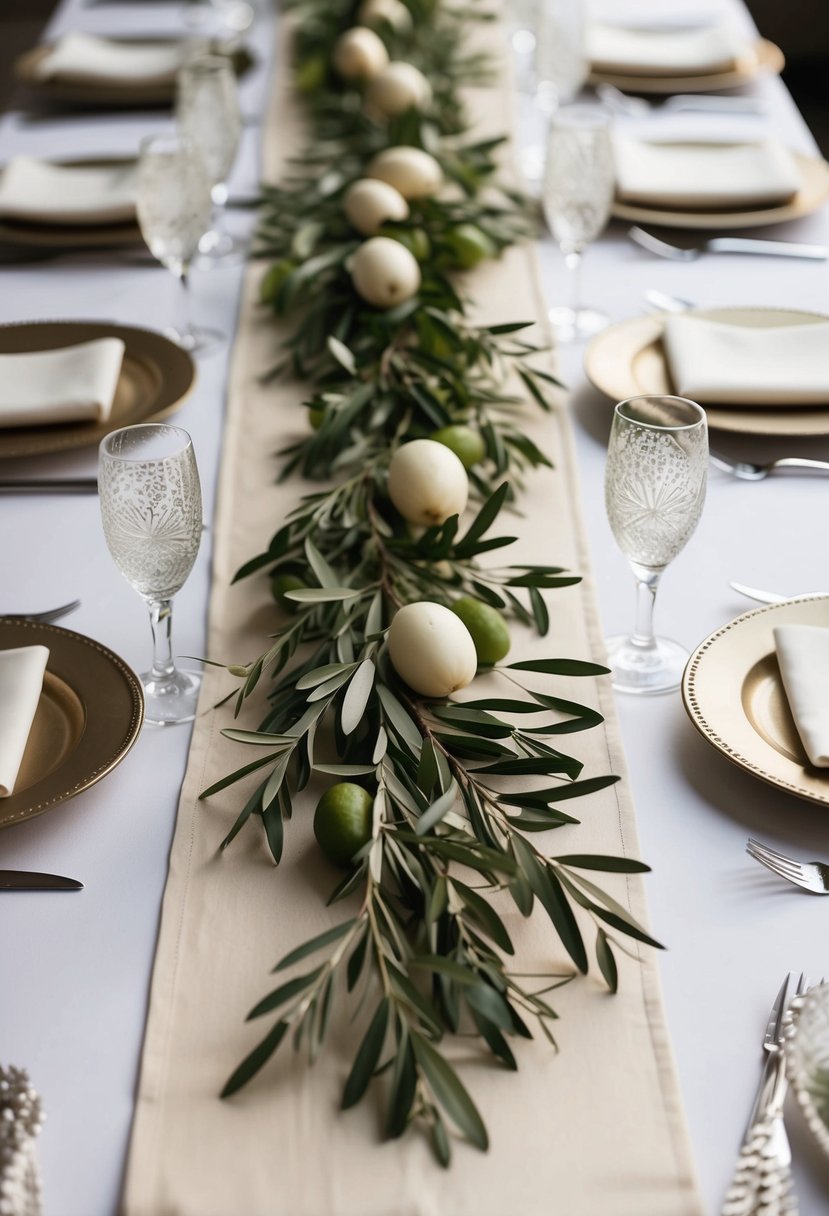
548;305;610;345
196;229;247;266
165;324;226;357
604;634;689;696
141;665;203;726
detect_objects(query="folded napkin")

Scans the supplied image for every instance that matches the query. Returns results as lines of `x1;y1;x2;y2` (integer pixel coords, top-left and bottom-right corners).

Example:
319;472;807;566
662;313;829;405
0;646;49;798
587;20;753;76
0;157;136;227
0;338;125;428
34;33;184;86
774;625;829;767
613;133;802;209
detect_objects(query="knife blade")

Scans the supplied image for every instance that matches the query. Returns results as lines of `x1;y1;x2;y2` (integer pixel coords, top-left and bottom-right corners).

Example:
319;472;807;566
0;870;83;890
0;479;98;494
0;480;207;528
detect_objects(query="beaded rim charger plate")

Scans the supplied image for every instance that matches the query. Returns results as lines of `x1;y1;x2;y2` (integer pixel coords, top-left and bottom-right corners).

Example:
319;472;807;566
0;157;142;250
682;597;829;807
610;151;829;231
584;306;829;437
0;321;196;458
0;620;143;830
587;37;784;95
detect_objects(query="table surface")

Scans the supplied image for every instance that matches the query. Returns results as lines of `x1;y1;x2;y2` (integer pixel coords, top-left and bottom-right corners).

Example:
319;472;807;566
3;1;829;1213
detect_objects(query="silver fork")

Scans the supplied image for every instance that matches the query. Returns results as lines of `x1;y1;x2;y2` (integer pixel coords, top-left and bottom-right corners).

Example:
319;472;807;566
730;582;829;605
2;600;81;625
628;226;828;262
747;839;829;894
710;451;829;480
721;973;804;1216
597;83;765;118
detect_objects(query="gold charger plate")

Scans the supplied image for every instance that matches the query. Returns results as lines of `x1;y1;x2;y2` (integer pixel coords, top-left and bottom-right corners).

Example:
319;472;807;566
0;321;196;458
0;620;143;830
682;597;829;807
588;37;784;95
584;306;829;437
15;38;253;108
611;151;829;231
0;158;142;250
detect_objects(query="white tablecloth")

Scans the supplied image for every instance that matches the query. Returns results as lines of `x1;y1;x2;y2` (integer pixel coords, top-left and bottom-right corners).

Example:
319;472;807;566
2;1;829;1213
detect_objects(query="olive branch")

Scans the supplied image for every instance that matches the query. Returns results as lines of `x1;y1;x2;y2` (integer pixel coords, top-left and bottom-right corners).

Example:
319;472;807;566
201;0;661;1165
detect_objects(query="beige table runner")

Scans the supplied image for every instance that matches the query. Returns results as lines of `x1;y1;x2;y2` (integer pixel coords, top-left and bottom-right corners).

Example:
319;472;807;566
122;26;702;1216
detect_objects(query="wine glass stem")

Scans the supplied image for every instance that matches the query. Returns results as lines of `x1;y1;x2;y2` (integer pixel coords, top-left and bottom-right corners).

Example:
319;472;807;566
630;570;660;651
211;182;228;238
564;246;583;317
178;264;193;344
147;597;177;685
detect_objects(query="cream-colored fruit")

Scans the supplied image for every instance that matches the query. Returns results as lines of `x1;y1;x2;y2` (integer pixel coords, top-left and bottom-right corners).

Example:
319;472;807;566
388;601;477;697
357;0;412;31
387;438;468;526
343;178;409;236
366;146;443;199
366;62;432;117
332;27;389;80
351;236;421;309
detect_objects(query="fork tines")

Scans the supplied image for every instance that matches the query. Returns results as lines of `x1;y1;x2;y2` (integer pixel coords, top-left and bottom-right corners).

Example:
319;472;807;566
746;838;816;892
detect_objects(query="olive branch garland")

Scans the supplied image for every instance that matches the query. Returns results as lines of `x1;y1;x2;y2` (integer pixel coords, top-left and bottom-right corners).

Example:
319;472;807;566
201;0;661;1166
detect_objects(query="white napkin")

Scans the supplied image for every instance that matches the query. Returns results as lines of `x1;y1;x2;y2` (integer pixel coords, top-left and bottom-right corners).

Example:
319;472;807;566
774;626;829;767
34;33;184;86
662;313;829;405
587;20;753;76
613;132;802;208
0;646;49;798
0;339;125;428
0;157;137;227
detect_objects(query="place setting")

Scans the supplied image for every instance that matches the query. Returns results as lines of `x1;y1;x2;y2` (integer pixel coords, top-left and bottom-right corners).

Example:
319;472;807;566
609;120;829;232
585;299;829;437
584;3;785;95
0;415;206;847
13;30;254;111
0;45;246;268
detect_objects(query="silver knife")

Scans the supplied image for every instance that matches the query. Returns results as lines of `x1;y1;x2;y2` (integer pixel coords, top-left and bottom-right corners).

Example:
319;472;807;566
706;237;828;260
0;479;98;494
0;870;83;890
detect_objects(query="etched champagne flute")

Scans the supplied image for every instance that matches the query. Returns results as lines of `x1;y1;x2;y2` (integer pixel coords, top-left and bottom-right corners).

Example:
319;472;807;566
517;0;587;184
176;54;243;263
135;132;224;355
535;0;587;115
99;424;203;726
604;396;708;695
542;105;614;343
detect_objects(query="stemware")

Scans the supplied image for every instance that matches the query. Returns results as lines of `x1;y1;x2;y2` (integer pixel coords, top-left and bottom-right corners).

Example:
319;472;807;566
135;132;224;355
98;424;203;726
505;0;539;93
176;55;244;263
604;395;708;695
542;104;615;343
535;0;588;115
517;0;587;184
